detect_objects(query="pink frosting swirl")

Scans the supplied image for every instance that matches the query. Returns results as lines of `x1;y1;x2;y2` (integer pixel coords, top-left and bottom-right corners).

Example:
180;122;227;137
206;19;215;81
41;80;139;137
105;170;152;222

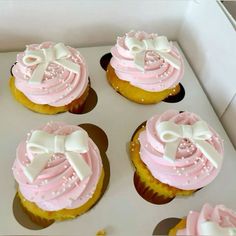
110;31;184;92
139;110;223;190
12;42;88;107
177;203;236;235
12;122;102;211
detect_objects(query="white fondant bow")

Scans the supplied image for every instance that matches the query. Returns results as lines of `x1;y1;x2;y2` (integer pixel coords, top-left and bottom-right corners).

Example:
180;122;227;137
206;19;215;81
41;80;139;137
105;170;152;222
156;120;222;168
200;221;236;235
125;36;181;71
23;43;80;84
24;130;92;182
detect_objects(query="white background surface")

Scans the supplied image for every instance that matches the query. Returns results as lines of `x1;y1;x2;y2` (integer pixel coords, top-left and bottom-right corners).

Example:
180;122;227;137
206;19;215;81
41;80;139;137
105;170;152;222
0;44;235;235
0;0;235;146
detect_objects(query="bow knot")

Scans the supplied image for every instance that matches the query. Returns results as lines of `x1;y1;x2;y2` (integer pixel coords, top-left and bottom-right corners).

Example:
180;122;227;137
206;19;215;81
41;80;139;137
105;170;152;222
43;48;55;63
125;36;180;71
156;120;222;168
54;135;65;153
181;125;193;140
23;43;81;84
24;129;92;182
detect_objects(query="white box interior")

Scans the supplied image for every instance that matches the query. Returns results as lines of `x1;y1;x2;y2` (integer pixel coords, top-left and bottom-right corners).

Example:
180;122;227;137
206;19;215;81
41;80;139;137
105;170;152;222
0;43;235;235
0;1;235;235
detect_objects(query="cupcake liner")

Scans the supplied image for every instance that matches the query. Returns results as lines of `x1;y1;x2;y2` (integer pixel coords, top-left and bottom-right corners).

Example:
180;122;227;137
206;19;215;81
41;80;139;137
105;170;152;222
17;192;55;228
130;124;194;199
106;64;180;104
9;76;89;115
134;172;174;204
168;218;186;236
67;85;90;114
23;208;55;228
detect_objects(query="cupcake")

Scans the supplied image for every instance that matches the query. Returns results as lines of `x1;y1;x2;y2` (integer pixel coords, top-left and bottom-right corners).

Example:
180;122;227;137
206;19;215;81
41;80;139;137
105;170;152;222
10;42;89;114
12;122;104;226
130;110;224;202
169;203;236;235
107;30;184;104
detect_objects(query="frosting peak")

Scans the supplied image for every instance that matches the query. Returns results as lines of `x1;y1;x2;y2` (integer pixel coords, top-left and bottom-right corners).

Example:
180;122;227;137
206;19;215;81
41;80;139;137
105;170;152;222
12;122;102;211
12;42;88;107
177;203;236;235
110;30;184;92
139;110;224;190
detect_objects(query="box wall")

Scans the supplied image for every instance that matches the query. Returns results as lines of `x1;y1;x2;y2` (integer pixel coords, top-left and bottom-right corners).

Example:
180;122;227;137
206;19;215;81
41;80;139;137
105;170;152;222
177;0;236;146
0;0;189;51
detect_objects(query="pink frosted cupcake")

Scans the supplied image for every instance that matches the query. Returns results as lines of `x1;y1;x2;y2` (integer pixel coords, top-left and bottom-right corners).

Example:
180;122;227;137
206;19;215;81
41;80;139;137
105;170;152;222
12;122;105;226
10;42;89;114
130;110;224;201
107;30;184;104
169;203;236;235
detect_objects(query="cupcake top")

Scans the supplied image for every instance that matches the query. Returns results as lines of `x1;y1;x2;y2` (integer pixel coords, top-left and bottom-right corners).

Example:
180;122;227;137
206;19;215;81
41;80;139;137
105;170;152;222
176;203;236;235
110;30;184;92
12;122;103;211
138;110;224;190
12;42;88;107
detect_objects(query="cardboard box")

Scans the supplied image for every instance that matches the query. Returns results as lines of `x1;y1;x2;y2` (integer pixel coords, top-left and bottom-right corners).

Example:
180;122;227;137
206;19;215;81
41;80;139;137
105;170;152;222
0;1;235;235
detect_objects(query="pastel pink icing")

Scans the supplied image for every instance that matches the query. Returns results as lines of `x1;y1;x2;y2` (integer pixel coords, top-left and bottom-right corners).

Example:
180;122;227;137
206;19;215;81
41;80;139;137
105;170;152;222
12;122;102;211
110;31;184;92
138;110;224;190
12;42;88;107
177;203;236;235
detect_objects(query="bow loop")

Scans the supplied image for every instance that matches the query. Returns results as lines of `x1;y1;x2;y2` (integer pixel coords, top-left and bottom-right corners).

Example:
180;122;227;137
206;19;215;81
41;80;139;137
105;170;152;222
125;35;180;71
192;120;212;140
27;130;54;154
23;50;44;66
157;121;182;142
22;43;80;84
155;120;222;168
154;36;171;52
24;129;92;182
125;37;144;54
65;130;89;153
54;42;71;59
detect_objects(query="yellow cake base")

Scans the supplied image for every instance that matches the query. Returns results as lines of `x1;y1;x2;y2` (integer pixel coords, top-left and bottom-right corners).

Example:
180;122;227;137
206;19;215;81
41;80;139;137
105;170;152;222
168;218;186;236
130;125;194;199
106;64;180;104
9;76;89;115
18;168;105;226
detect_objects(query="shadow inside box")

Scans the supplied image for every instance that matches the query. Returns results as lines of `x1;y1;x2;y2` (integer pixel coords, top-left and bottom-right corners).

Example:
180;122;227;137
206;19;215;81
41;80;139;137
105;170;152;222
152;217;182;235
12;193;54;230
163;83;185;103
99;52;185;103
68;84;98;115
100;52;112;71
12;123;110;230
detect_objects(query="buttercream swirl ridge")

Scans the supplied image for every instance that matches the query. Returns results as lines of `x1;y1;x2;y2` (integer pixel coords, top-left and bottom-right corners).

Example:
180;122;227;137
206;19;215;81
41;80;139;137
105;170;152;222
12;42;88;107
12;122;102;211
138;110;223;190
110;31;184;92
